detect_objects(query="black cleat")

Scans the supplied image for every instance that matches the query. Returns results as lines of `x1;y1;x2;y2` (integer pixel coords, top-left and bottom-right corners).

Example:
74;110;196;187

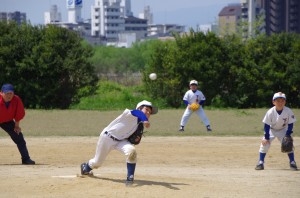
255;163;264;170
22;158;35;165
81;162;92;175
290;161;298;171
125;176;134;186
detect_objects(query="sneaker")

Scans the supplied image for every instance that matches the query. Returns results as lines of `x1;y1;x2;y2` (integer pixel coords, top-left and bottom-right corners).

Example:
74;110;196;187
290;161;298;171
22;158;35;165
81;162;92;175
178;128;184;132
206;125;212;132
255;163;264;170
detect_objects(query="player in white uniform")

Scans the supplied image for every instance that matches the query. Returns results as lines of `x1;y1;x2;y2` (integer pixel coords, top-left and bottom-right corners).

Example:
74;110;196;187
179;80;212;132
255;92;297;170
80;100;158;184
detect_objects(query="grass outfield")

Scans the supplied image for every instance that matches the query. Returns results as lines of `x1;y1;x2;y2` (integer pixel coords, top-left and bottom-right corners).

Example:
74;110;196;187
1;108;299;137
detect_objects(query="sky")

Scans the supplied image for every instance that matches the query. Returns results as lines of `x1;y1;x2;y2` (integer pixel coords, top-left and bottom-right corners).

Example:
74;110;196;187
1;0;240;29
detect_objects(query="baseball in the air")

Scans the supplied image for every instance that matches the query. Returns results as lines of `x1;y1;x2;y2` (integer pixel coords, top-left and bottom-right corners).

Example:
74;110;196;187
149;73;157;80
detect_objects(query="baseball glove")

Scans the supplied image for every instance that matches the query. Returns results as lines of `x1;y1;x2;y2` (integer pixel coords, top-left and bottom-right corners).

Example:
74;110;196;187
281;136;294;153
189;103;200;111
128;123;144;145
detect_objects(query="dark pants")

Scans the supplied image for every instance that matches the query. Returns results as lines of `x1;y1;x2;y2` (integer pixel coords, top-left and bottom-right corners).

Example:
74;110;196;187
0;121;30;161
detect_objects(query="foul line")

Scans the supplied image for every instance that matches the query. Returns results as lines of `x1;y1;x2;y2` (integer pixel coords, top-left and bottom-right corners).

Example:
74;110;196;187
51;175;78;178
51;173;100;178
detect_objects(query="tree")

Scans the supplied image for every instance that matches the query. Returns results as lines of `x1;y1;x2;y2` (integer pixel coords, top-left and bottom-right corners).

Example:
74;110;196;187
0;22;98;109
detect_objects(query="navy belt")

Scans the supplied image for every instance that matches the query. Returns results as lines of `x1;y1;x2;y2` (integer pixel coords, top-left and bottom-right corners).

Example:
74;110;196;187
104;131;121;141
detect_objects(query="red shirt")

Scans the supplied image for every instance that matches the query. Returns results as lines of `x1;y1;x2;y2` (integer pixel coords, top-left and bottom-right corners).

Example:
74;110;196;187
0;95;25;123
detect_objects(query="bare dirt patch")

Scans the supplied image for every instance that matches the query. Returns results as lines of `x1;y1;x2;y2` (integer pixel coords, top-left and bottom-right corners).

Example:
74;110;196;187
0;136;299;198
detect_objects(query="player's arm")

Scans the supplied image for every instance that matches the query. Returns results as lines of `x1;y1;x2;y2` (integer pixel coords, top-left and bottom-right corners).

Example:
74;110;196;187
131;110;150;128
183;100;189;106
199;100;205;105
131;110;148;121
262;124;270;145
286;123;293;136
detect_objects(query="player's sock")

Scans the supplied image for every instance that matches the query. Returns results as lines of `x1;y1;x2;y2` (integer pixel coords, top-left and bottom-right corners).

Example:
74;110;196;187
259;152;266;163
288;152;295;163
127;163;136;180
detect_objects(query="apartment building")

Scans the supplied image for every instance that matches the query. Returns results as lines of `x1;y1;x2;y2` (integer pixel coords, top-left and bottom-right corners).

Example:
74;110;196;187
258;0;300;35
219;0;300;37
240;0;265;38
218;4;242;37
0;11;26;25
91;0;125;41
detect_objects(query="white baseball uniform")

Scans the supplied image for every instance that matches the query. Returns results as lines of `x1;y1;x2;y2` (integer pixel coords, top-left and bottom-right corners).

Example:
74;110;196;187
259;106;296;153
88;109;146;169
180;89;210;127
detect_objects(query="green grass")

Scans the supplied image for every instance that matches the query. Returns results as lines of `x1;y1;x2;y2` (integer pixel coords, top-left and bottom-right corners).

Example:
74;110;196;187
1;108;299;137
70;80;171;110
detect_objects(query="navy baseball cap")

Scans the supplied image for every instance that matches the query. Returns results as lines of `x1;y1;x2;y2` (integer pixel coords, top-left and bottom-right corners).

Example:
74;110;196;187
1;84;14;93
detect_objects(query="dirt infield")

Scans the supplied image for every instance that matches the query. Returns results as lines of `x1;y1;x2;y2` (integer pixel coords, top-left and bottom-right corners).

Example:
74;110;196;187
0;136;299;198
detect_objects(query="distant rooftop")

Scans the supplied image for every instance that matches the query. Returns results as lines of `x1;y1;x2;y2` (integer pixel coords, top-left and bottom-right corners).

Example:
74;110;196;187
218;4;241;17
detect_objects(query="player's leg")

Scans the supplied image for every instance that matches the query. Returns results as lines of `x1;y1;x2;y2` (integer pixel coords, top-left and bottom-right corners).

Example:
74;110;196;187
81;133;113;175
0;121;35;164
195;108;212;131
179;108;192;131
277;132;298;170
255;134;275;170
117;141;137;184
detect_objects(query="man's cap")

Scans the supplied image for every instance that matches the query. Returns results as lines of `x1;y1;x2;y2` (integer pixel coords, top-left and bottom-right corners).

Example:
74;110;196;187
136;100;158;114
189;80;198;85
273;92;286;100
1;84;14;93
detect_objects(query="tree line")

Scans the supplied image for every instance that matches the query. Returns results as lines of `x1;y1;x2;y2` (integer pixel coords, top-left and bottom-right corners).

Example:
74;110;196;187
1;22;300;109
0;22;98;109
143;31;300;108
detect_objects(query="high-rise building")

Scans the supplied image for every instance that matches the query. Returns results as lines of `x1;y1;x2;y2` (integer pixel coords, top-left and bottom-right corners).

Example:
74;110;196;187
139;6;153;25
218;0;300;37
0;11;26;25
240;0;265;38
0;12;8;22
258;0;300;35
44;5;62;24
91;0;148;43
120;0;133;17
91;0;125;41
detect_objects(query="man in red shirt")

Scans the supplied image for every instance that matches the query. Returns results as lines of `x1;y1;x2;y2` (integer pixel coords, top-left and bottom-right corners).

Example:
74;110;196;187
0;83;35;164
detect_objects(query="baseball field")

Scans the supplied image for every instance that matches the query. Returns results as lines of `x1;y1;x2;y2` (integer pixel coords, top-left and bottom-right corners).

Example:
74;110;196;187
0;109;299;198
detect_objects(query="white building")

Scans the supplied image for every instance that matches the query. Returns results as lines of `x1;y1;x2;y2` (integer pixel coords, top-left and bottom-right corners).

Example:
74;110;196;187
91;0;125;41
44;0;83;25
139;5;153;24
44;5;62;24
43;0;184;46
240;0;265;38
91;0;148;45
66;0;83;23
120;0;133;17
147;24;185;37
